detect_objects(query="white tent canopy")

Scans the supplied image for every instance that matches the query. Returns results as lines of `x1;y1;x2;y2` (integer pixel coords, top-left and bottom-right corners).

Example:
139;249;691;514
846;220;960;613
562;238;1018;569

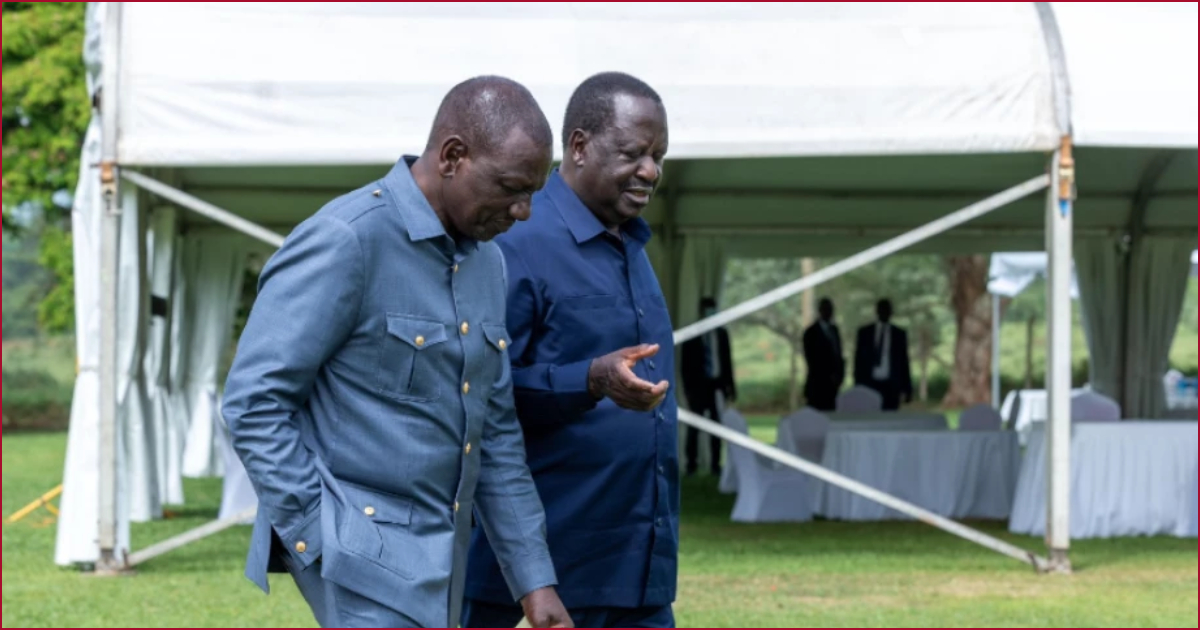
59;2;1197;572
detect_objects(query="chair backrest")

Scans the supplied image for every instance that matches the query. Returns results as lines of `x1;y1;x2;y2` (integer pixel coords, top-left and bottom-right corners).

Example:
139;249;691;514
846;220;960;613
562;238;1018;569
836;385;883;413
722;407;750;434
777;407;831;461
958;403;1002;431
1070;391;1121;422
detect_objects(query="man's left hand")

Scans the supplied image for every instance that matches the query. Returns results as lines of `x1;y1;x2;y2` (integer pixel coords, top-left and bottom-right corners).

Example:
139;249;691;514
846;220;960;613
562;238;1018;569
521;587;573;628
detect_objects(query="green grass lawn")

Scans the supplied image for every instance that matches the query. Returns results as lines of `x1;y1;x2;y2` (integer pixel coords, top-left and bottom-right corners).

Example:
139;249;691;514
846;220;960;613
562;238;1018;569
4;432;1196;627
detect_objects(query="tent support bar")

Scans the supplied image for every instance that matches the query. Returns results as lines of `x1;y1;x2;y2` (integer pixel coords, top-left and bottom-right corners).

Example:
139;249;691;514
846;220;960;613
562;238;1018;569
125;508;258;568
673;225;1143;238
121;171;286;248
674;174;1051;344
677;409;1050;571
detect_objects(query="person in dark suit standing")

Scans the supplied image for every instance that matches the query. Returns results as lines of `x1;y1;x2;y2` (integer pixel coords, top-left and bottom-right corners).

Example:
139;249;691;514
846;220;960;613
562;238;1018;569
853;299;913;411
802;298;845;411
681;297;736;476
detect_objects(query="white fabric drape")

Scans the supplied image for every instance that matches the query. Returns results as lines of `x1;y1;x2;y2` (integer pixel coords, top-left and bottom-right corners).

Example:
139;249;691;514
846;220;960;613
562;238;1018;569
672;235;729;472
675;235;729;330
180;236;247;478
1075;237;1126;402
145;206;185;506
166;232;193;482
1124;236;1194;418
118;187;161;523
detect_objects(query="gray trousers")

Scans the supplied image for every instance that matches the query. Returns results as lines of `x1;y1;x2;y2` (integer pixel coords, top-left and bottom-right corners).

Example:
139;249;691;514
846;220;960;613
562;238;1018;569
284;556;421;628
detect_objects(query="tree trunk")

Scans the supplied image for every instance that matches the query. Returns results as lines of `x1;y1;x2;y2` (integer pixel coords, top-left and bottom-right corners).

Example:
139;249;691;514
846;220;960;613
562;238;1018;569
917;326;931;402
800;258;815;326
942;255;993;407
789;342;801;410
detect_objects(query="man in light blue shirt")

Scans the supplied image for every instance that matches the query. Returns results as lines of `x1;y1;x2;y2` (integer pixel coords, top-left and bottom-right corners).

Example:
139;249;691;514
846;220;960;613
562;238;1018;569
222;76;571;628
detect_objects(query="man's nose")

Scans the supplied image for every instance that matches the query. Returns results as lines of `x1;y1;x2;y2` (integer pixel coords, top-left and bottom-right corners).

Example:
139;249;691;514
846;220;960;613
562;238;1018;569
636;157;661;185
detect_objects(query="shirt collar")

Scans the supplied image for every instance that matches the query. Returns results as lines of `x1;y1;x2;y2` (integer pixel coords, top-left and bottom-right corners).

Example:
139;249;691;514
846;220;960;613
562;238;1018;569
544;170;652;248
383;155;479;252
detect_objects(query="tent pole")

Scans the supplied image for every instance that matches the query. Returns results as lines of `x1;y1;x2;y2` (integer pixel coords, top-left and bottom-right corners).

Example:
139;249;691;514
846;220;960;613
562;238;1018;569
674;175;1050;344
677;409;1050;571
1044;138;1075;573
992;293;1002;407
96;1;124;576
121;170;286;248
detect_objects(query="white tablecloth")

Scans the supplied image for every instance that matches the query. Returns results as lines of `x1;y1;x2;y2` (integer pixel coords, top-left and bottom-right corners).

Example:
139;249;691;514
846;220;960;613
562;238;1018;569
814;431;1021;521
1009;421;1199;538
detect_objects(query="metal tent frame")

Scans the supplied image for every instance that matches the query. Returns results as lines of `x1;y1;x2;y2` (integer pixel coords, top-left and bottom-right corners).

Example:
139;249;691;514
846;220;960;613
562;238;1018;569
85;1;1195;577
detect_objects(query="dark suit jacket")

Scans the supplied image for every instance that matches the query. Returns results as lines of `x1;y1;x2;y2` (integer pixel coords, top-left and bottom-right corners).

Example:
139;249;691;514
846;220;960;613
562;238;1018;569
802;321;845;400
681;327;736;406
853;322;913;398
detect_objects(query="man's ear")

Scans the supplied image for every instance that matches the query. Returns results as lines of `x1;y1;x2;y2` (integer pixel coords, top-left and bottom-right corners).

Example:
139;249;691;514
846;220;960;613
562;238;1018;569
567;129;590;168
438;136;468;178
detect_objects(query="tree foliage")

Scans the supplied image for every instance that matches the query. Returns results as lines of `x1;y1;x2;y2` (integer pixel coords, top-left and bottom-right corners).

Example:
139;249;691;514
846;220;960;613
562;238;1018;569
3;2;89;333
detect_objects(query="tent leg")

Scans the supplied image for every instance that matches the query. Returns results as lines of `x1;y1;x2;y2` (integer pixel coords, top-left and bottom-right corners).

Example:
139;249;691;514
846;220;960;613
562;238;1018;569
95;1;124;576
1044;139;1074;573
98;163;122;574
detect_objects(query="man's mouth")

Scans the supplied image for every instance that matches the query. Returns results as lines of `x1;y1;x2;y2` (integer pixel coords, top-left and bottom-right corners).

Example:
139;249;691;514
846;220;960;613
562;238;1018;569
623;189;652;205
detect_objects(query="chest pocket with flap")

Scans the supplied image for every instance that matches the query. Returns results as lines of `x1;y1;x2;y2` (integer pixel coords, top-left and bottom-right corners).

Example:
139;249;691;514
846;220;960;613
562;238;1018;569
378;314;448;401
481;323;511;387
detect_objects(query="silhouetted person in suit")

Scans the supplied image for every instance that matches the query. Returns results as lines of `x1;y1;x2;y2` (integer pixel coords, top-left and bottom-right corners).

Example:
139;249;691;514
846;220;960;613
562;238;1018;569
854;299;913;411
681;297;736;475
803;298;845;411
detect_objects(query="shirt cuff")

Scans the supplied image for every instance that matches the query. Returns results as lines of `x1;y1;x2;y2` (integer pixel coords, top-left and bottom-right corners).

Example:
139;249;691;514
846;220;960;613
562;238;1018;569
550;358;599;414
275;506;322;569
502;552;559;602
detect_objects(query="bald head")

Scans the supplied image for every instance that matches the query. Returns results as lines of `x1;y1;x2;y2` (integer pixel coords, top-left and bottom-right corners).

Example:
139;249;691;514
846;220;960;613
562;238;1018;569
425;76;553;158
412;76;554;244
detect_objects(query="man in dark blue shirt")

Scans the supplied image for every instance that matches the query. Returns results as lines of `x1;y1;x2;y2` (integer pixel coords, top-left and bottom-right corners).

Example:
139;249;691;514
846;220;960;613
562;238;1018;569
463;72;678;628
